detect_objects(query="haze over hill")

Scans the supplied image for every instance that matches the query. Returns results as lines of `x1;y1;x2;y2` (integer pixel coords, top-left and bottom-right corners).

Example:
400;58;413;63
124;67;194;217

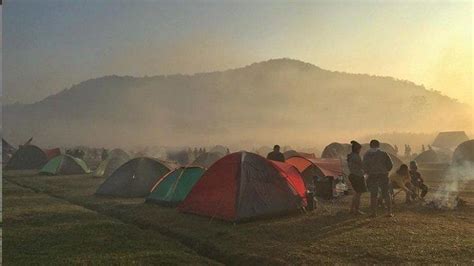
3;59;472;149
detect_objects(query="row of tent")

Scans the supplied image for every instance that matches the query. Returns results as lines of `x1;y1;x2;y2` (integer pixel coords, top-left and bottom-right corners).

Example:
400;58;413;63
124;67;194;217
2;142;223;175
96;152;318;221
3;143;91;175
5;140;473;222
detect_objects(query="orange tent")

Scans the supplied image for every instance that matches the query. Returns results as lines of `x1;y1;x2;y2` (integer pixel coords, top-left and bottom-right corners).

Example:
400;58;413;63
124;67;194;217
286;156;344;189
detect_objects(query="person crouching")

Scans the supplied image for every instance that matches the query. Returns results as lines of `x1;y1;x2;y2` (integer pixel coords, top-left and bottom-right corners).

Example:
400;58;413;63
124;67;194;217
409;161;428;200
389;164;415;204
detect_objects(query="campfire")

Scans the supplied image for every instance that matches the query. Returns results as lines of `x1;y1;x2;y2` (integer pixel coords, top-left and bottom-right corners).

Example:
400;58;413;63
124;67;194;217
426;195;467;210
425;179;468;210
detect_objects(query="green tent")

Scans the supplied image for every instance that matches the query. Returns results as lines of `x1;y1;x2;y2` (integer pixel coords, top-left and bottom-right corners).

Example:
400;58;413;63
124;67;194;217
146;166;205;206
40;155;90;175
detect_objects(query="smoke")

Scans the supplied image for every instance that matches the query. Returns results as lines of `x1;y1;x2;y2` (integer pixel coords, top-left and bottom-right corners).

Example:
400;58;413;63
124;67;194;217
427;161;473;210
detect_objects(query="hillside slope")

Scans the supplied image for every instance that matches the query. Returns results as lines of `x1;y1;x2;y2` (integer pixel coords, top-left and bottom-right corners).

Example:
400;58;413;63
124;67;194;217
3;58;471;147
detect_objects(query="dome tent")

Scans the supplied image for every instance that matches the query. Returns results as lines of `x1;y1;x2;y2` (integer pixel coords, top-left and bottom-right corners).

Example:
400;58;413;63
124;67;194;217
209;145;228;155
283;150;316;160
146;166;205;206
452;140;474;166
286;156;344;190
4;145;49;170
321;143;351;159
178;152;307;222
96;157;172;198
94;149;130;178
414;150;439;163
191;152;224;169
40;155;90;175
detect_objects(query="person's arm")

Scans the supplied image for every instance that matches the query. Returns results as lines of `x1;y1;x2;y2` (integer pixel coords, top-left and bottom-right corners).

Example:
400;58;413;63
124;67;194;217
399;180;412;193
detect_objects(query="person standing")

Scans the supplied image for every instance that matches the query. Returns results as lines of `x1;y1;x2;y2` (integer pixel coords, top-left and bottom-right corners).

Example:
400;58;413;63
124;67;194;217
363;139;394;217
267;145;285;162
347;140;366;215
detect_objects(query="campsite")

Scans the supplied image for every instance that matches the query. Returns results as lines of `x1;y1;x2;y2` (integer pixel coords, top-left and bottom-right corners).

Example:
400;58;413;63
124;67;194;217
2;138;474;264
2;1;473;264
3;167;474;264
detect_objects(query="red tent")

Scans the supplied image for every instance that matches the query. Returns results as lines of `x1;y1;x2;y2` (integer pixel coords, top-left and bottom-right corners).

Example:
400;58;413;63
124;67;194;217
286;156;344;189
44;148;61;160
178;152;307;222
310;158;344;177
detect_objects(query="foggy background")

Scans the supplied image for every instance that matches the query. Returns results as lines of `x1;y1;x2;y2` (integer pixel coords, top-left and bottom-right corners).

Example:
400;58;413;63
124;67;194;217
2;1;472;151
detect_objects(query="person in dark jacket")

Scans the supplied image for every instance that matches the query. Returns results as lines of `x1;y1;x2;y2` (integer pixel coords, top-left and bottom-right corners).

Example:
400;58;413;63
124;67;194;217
363;139;394;217
347;140;366;215
409;161;428;199
267;145;285;162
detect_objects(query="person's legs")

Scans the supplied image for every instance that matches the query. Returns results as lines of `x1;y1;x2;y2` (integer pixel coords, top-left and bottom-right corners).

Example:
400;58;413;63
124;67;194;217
380;175;393;216
350;193;361;213
420;184;428;198
367;176;378;217
350;193;357;213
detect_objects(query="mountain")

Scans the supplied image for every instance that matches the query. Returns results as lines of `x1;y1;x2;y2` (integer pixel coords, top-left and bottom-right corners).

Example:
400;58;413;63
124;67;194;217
3;58;472;148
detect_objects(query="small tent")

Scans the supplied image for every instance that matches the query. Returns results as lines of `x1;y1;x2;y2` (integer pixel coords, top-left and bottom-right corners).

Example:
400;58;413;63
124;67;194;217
191;152;224;169
40;155;90;175
95;157;172;197
286;156;343;189
94;149;130;177
321;143;351;159
432;131;469;150
209;145;228;155
178;152;307;222
146;166;205;206
414;150;439;163
283;150;316;160
452;140;474;166
44;148;61;160
4;145;49;170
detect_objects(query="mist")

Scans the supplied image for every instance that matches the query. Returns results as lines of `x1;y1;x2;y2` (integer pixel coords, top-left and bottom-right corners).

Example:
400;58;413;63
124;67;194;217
3;59;472;152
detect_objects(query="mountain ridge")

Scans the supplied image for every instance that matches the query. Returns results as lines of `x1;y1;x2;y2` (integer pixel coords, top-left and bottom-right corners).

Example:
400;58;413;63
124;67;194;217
4;58;471;148
5;58;464;107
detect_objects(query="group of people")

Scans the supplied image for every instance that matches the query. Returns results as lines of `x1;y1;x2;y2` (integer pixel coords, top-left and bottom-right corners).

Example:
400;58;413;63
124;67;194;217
265;141;429;217
348;140;428;217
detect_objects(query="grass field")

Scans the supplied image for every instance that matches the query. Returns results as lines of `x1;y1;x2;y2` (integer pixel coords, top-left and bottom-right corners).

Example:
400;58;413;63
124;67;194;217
3;170;474;264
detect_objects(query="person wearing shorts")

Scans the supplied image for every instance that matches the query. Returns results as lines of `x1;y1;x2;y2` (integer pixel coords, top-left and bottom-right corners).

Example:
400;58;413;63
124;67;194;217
347;140;367;215
363;140;394;217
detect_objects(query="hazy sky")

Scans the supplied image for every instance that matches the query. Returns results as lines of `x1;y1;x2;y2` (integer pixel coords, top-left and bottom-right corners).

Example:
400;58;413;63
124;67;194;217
3;0;472;105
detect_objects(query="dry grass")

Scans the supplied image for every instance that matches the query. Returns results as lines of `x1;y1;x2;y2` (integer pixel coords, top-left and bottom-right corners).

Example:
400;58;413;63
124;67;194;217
2;179;219;265
3;170;474;264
